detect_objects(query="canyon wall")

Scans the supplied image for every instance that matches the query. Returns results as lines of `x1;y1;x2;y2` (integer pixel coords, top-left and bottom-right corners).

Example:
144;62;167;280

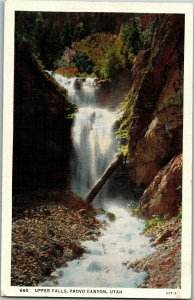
126;14;184;216
13;44;75;197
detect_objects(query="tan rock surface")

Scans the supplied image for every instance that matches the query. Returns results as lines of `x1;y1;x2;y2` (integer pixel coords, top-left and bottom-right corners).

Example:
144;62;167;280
139;154;182;217
127;15;184;187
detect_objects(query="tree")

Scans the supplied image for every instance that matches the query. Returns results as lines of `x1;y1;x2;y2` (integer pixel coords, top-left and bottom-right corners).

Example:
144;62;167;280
73;52;94;74
119;17;142;66
102;48;124;78
140;16;158;49
74;21;90;41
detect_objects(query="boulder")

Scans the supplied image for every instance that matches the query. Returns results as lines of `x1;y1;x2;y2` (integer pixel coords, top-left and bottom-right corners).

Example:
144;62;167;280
106;212;116;222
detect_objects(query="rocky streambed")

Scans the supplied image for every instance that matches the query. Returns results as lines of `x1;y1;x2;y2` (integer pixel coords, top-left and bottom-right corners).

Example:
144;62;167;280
11;190;104;286
11;188;181;288
128;216;182;288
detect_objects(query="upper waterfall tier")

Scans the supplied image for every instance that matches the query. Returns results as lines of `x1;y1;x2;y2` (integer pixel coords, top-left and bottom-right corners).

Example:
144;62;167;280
50;73;96;107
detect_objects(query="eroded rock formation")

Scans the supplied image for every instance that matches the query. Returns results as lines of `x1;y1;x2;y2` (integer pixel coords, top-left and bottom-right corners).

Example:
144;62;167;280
139;154;182;217
125;14;184;216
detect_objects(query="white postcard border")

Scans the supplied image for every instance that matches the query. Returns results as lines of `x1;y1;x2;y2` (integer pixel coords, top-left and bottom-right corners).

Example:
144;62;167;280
1;1;193;298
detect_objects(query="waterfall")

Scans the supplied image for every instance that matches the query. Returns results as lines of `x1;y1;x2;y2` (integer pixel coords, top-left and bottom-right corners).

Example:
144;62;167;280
53;74;96;107
52;74;116;199
71;107;116;198
41;73;154;288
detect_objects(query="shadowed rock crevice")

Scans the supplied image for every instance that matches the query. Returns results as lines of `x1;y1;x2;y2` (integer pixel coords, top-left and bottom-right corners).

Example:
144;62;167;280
13;44;75;198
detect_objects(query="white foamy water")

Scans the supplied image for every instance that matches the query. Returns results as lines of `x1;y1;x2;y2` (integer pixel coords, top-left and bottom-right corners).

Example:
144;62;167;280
41;73;154;288
71;107;116;198
52;74;96;106
42;204;154;287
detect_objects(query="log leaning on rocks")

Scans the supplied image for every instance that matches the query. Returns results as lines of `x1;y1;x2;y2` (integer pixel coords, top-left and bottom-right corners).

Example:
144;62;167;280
85;153;123;203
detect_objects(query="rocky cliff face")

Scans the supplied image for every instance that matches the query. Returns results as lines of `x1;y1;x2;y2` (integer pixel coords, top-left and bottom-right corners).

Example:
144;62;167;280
125;14;184;216
13;44;75;197
139;154;182;217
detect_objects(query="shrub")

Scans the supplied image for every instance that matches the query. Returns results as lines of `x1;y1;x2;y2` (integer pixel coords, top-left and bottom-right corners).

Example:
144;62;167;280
118;144;128;156
73;33;124;79
54;65;78;77
144;215;166;233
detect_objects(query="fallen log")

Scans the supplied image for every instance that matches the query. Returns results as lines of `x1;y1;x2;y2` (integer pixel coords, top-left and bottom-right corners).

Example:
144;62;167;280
85;153;123;203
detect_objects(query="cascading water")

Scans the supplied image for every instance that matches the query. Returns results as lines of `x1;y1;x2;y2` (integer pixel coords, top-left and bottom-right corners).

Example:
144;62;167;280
42;73;154;287
53;74;96;107
53;74;116;199
71;107;116;198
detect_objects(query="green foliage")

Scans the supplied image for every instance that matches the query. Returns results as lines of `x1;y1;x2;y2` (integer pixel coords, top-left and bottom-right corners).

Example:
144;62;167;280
132;206;141;216
118;144;128;156
73;52;94;74
140;29;153;49
144;215;166;234
178;206;182;218
66;112;76;120
115;91;136;155
77;72;96;79
116;126;128;139
53;58;70;69
31;13;45;53
73;33;124;79
59;20;74;47
140;17;158;49
118;91;136;121
16;12;61;68
15;12;157;74
37;20;73;69
102;48;125;78
15;12;92;69
127;50;136;65
74;21;91;41
30;13;63;68
119;17;142;66
127;199;139;209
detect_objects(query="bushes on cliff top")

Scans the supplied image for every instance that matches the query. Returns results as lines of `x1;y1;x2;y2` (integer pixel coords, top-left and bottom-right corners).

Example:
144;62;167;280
72;33;125;79
15;12;158;76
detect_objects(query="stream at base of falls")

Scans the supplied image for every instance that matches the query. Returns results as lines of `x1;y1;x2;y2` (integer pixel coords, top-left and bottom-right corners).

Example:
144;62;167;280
41;73;154;288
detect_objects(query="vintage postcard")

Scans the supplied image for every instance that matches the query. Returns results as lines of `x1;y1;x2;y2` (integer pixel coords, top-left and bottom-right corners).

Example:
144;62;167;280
1;0;193;298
